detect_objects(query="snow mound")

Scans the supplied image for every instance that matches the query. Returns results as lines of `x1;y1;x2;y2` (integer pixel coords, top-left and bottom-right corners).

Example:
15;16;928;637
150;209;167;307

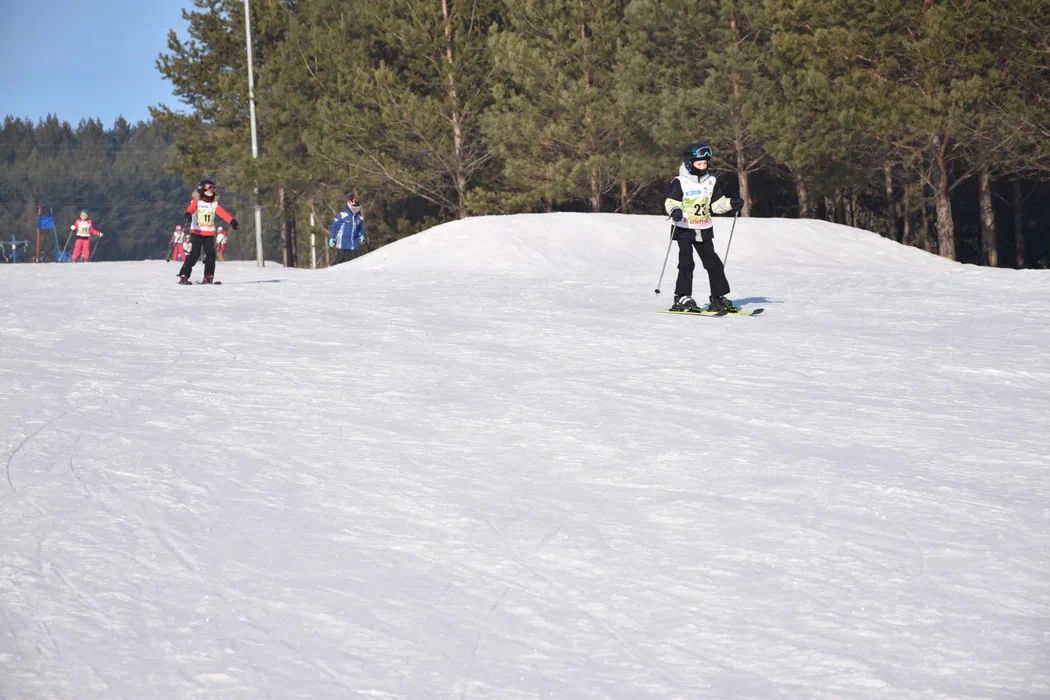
348;212;952;278
1;213;1048;699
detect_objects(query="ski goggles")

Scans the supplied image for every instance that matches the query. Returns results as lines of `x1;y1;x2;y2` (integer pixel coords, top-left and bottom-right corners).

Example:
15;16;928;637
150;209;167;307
687;145;713;160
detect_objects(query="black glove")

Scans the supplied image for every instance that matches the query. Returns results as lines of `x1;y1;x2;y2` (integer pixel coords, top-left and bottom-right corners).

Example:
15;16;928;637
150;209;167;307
670;207;683;223
183;212;192;226
230;218;239;231
730;197;744;212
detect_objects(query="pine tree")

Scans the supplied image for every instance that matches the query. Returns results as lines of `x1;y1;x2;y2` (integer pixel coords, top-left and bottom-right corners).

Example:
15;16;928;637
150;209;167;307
760;1;876;220
986;0;1050;266
305;0;503;222
481;0;647;213
624;0;772;216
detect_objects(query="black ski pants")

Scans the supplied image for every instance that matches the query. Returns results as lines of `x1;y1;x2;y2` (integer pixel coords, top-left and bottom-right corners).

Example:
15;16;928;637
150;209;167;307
178;234;216;278
674;227;730;299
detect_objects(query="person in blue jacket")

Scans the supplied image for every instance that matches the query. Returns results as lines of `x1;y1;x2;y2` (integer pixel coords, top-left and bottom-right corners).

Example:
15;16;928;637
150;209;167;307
328;193;366;264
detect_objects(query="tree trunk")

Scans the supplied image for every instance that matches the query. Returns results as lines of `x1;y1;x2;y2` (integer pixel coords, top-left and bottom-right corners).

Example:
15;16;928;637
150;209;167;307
288;216;298;268
1011;179;1025;268
977;162;998;266
930;135;956;260
900;197;912;246
815;196;826;221
278;187;297;268
795;172;810;218
279;186;287;267
735;155;751;217
616;134;629;213
884;160;899;241
921;199;934;254
829;189;845;224
728;9;750;216
578;14;602;213
319;202;332;268
309;200;329;268
589;166;601;212
441;0;468;219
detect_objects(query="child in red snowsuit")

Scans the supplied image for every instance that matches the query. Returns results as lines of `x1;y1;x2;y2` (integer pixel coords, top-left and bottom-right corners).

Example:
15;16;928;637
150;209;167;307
177;180;238;284
70;211;103;262
170;225;187;262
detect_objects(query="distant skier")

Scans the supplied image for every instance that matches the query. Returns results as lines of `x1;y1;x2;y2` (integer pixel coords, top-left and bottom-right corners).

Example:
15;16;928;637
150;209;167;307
215;225;229;261
168;224;187;262
69;211;103;262
177;179;237;284
664;143;743;312
328;193;366;264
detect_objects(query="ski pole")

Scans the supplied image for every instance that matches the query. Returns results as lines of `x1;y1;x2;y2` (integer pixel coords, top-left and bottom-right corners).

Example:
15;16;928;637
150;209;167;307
61;231;74;260
654;225;675;295
723;210;739;267
88;236;103;262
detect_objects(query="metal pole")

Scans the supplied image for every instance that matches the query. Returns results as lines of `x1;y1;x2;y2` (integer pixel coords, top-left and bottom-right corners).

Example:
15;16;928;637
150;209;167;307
723;211;739;267
35;204;42;262
244;0;264;267
654;225;675;295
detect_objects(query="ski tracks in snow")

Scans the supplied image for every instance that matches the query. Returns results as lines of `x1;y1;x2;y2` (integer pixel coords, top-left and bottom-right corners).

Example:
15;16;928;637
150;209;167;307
457;510;691;697
2;409;74;498
3;349;186;501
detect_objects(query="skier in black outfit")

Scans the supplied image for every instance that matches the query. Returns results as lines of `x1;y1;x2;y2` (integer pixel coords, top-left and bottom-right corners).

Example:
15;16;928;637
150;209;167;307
664;143;744;312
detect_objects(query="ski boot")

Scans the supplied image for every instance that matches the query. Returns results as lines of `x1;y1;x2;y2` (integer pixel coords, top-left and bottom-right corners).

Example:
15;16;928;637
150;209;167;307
200;275;221;285
177;274;192;285
671;295;699;312
708;295;737;313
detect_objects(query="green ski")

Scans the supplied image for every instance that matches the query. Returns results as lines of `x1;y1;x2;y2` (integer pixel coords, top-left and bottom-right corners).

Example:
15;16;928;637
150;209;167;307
658;308;764;317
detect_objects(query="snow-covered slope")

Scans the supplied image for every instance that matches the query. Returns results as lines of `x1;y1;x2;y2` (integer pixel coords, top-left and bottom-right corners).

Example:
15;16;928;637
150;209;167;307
1;214;1048;699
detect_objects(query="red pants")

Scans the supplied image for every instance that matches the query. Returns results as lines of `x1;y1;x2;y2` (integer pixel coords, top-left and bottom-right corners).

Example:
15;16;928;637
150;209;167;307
71;237;91;262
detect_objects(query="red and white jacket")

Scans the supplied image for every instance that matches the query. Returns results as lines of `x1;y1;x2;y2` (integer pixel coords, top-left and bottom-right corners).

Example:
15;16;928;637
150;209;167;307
70;218;102;238
185;199;234;237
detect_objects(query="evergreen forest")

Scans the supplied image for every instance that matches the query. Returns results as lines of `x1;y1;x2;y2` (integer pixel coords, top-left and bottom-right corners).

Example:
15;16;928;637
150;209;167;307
2;0;1048;267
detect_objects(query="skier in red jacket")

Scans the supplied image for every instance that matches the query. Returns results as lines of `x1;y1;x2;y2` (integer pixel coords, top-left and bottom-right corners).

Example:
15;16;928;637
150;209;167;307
69;211;103;262
177;179;238;284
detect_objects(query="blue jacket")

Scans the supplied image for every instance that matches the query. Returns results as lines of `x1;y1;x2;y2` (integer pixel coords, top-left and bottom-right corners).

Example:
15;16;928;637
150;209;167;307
329;207;366;251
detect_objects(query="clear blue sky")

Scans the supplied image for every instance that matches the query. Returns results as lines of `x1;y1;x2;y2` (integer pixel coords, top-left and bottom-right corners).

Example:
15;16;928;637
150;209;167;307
0;0;196;126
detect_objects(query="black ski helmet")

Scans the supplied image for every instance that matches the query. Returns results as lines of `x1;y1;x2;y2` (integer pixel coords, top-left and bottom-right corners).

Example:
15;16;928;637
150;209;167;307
197;179;217;198
682;143;713;175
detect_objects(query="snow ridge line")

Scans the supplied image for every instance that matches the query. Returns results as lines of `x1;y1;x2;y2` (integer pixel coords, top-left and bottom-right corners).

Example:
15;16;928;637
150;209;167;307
4;417;66;497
